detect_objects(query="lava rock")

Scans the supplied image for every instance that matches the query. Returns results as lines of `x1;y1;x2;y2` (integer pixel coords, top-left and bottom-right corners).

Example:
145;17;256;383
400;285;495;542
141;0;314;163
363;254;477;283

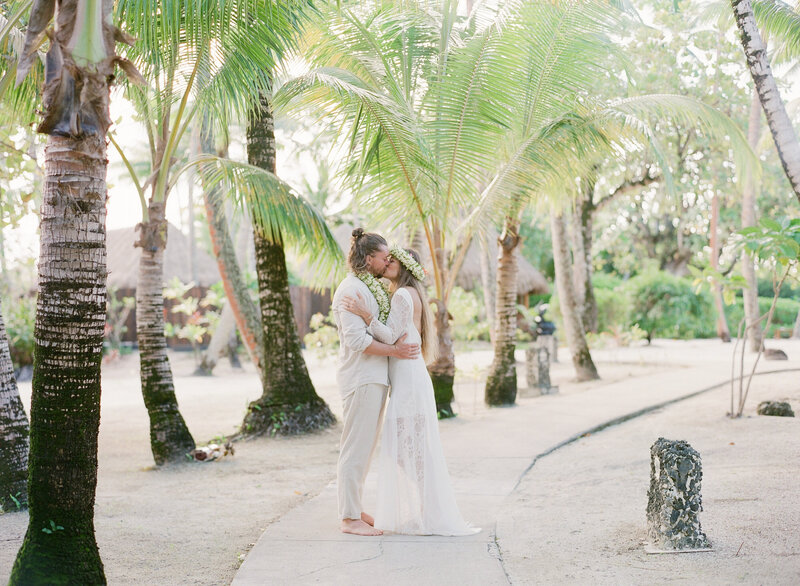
756;401;795;417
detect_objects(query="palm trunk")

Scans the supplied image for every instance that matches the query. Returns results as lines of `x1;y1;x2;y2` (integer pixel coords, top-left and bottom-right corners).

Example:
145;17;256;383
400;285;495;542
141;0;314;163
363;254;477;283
430;226;456;417
195;301;236;376
10;134;107;584
0;301;29;512
200;120;264;371
742;89;763;351
485;217;520;405
793;306;800;339
574;182;598;333
731;0;800;204
428;299;456;417
479;232;496;344
550;212;599;381
240;94;334;436
710;193;732;342
135;203;195;464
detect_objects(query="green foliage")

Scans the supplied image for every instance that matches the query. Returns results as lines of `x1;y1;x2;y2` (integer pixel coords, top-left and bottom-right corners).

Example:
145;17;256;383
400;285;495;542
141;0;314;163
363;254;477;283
725;297;800;338
625;271;716;341
104;287;135;355
5;294;35;369
303;310;339;359
40;520;64;535
163;278;222;363
594;287;630;333
449;287;489;342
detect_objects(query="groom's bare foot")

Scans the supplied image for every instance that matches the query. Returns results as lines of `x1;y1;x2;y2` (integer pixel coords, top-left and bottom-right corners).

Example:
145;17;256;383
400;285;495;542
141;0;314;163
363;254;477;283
361;512;375;526
341;518;382;536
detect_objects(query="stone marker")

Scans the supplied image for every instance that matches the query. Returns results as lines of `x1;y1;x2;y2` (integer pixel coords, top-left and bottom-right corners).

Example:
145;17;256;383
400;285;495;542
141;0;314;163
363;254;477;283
526;341;557;395
646;438;710;552
756;401;795;417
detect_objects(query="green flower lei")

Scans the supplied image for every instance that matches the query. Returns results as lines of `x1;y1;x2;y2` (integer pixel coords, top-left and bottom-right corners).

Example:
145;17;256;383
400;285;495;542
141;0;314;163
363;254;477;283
356;272;390;323
390;246;426;281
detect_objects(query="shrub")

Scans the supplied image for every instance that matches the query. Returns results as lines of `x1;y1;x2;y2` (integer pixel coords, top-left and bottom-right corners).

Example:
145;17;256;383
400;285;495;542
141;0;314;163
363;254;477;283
725;297;800;338
624;271;716;342
594;287;629;333
5;295;36;370
449;287;490;341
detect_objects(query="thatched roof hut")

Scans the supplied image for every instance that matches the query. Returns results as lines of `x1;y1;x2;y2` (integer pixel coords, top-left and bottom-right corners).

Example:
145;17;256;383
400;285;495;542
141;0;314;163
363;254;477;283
107;223;221;289
455;232;550;296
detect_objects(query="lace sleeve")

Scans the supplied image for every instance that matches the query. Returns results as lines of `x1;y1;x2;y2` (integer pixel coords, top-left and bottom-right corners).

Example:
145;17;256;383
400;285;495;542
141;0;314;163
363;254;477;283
367;288;413;344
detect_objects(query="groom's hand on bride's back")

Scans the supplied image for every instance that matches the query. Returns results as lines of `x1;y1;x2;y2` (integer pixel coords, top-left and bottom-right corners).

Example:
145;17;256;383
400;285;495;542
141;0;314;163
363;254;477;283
392;333;420;360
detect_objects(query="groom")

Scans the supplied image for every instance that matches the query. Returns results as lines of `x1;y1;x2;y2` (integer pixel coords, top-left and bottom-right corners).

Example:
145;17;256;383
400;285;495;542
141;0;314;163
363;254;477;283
332;228;419;536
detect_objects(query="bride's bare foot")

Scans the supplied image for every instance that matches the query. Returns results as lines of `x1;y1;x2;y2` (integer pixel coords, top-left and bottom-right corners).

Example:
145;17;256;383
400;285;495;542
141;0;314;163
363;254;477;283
361;512;375;527
341;518;382;536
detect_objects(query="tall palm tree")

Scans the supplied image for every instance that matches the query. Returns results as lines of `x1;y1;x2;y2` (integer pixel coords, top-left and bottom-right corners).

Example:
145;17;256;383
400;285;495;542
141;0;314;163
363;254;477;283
0;300;28;513
113;0;340;460
240;94;336;435
8;0;138;580
731;0;800;203
278;0;523;416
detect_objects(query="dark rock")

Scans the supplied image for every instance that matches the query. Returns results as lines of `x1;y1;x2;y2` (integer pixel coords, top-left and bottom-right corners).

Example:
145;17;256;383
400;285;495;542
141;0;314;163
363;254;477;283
763;348;788;361
756;401;795;417
647;438;710;550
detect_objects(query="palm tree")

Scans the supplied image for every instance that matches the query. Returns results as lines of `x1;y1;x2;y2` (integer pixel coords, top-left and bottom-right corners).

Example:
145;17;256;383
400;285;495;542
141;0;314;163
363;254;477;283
278;1;524;416
239;94;336;435
8;0;137;579
113;0;340;460
730;0;800;204
0;300;28;513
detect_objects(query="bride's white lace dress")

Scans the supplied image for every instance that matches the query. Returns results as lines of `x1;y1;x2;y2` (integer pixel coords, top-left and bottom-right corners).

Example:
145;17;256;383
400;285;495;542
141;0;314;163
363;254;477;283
368;287;478;536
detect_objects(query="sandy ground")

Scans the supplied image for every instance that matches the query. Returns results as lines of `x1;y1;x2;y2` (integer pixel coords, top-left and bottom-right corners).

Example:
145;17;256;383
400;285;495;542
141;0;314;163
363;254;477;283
499;370;800;585
0;339;792;584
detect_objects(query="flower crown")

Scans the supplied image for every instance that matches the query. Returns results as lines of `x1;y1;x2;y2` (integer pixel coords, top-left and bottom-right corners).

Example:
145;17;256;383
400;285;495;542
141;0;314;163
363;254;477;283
391;246;426;281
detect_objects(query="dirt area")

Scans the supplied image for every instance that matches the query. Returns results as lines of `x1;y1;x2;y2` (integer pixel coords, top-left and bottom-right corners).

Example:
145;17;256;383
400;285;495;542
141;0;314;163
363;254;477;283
499;370;800;585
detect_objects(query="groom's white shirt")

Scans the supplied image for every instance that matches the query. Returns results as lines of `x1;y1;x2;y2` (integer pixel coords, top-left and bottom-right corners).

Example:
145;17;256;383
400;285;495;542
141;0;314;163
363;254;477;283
332;275;389;397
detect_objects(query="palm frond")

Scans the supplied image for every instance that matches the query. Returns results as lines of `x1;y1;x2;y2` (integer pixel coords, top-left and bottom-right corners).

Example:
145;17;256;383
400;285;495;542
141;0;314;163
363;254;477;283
179;154;345;288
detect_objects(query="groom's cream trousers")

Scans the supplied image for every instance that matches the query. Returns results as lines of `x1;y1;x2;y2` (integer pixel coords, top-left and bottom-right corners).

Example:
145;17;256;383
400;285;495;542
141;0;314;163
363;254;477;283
338;382;389;520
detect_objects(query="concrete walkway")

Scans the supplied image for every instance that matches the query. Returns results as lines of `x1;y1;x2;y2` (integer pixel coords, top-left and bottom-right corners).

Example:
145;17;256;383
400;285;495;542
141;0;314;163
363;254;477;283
232;340;799;585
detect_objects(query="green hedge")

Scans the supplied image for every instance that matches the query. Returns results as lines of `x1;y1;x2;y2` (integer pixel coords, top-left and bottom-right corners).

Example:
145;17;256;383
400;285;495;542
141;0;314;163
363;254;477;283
725;297;800;338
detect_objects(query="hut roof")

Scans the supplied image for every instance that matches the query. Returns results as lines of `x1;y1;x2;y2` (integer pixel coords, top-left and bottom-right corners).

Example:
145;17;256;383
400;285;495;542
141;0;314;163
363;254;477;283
107;223;221;289
454;231;549;295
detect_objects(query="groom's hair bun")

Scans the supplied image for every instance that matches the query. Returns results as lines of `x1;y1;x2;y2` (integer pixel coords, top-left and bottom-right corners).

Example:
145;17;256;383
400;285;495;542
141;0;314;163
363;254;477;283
348;227;387;273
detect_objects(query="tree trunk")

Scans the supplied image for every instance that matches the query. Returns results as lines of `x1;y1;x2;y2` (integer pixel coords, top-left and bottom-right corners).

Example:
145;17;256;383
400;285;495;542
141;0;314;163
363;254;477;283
572;182;599;333
0;300;28;512
742;89;763;351
710;192;732;342
479;232;496;344
200;120;264;371
485;217;520;405
135;202;195;465
792;306;800;339
430;225;456;417
550;212;599;381
428;298;456;418
194;301;236;376
10;135;107;584
731;0;800;204
240;94;334;436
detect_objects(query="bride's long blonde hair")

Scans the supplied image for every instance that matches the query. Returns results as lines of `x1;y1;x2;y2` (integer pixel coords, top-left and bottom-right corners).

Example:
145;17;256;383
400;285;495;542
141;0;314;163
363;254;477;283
390;248;439;364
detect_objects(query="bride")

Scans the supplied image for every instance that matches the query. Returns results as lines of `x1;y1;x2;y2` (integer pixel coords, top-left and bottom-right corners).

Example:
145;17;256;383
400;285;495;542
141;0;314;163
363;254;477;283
342;247;478;536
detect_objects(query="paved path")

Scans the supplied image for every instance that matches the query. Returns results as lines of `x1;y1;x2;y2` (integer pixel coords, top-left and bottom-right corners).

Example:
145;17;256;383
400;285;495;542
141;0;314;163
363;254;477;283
233;340;799;585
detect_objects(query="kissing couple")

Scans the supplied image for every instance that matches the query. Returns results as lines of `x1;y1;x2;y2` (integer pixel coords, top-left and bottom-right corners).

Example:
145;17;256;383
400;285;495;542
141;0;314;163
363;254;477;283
332;228;479;537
